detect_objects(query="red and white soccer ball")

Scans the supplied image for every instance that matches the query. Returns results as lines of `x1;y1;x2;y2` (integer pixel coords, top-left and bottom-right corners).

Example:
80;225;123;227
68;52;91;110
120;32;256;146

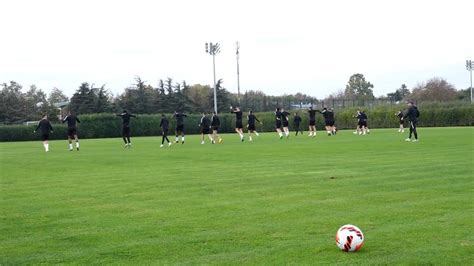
335;224;364;252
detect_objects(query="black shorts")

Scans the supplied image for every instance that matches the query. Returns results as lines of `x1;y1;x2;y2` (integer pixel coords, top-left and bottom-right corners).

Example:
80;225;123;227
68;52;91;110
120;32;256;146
41;134;50;141
399;119;404;125
325;120;335;127
358;121;368;127
248;124;256;131
122;127;131;137
67;128;77;137
201;128;210;134
212;126;219;132
162;128;169;135
309;120;316;126
275;121;282;129
176;124;184;132
236;121;243;129
283;121;289;128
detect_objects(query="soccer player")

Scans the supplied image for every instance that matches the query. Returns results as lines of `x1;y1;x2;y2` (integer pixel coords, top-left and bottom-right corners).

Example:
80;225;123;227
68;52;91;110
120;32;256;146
319;108;336;136
403;101;420;142
117;110;136;148
308;106;317;137
159;114;172;148
34;114;53;152
211;111;222;144
281;108;291;138
396;110;405;132
247;110;261;141
293;112;303;136
230;106;245;142
62;111;80;151
199;113;212;144
173;111;187;144
354;110;368;135
274;107;284;139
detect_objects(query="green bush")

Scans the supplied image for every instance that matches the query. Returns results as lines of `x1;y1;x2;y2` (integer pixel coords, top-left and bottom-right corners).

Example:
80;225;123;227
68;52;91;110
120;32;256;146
1;105;472;141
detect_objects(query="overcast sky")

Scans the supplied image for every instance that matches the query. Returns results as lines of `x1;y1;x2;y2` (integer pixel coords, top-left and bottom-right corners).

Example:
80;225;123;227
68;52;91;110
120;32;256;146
1;0;473;99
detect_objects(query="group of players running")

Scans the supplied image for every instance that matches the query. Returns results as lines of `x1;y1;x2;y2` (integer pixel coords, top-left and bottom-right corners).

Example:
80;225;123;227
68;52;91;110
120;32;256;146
33;101;420;152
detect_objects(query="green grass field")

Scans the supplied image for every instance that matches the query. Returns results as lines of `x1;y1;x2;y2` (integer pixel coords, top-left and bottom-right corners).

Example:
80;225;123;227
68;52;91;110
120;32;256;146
1;127;473;264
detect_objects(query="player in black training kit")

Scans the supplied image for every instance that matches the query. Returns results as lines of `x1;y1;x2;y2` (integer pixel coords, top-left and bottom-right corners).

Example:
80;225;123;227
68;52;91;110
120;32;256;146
159;114;172;148
34;114;53;152
354;110;369;135
293;112;303;136
396;110;405;133
281;108;291;138
211;111;222;144
173;111;187;144
403;101;420;142
247;110;261;141
274;107;284;139
319;108;336;136
199;113;212;144
230;106;245;142
62;111;80;151
117;110;136;148
308;106;317;137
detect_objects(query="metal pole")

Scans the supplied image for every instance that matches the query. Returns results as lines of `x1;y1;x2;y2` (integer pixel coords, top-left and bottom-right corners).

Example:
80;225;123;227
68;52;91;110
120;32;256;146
212;53;217;113
236;42;241;104
470;66;472;103
467;60;473;103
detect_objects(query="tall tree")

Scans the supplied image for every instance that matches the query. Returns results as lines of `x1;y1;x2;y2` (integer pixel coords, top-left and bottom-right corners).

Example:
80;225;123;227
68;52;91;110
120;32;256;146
95;86;112;113
25;85;50;119
208;79;231;113
387;84;410;101
0;81;26;123
48;87;69;104
410;78;457;101
69;82;95;114
186;84;212;112
344;73;374;100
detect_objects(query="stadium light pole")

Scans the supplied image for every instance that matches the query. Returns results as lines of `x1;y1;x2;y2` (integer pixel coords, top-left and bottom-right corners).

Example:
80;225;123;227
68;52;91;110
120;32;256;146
205;42;221;113
236;41;241;104
466;60;473;103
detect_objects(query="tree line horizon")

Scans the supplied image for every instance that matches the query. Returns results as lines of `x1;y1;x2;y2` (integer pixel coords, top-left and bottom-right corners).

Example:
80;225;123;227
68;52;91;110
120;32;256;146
0;73;470;124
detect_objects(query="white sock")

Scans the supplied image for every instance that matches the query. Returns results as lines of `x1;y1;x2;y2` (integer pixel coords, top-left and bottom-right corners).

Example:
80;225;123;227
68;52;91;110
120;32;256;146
176;137;179;142
69;143;73;150
255;131;259;136
278;132;283;137
249;136;253;141
44;143;49;152
239;133;244;139
76;142;79;148
182;136;185;142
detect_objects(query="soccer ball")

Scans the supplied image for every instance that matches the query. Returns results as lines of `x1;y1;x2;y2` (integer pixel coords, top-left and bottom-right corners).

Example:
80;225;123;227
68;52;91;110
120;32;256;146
335;224;364;252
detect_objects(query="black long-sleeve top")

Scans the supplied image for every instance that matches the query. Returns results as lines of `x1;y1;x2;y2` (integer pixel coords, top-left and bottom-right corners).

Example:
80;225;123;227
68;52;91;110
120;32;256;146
35;119;53;134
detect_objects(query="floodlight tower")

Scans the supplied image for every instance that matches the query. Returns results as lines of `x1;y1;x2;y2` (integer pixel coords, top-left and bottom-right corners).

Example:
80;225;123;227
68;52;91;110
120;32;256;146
236;41;241;104
205;42;221;113
466;60;473;103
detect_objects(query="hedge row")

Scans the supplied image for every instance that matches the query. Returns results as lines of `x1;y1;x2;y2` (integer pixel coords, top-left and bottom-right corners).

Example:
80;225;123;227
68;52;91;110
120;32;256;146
1;105;472;141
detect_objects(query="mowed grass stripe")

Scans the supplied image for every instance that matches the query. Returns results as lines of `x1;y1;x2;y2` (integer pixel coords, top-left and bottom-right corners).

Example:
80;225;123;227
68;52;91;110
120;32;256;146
1;127;473;264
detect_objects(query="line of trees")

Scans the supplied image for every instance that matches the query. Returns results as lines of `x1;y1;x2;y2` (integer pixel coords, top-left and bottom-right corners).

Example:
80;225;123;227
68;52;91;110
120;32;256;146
1;74;470;124
327;74;469;102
